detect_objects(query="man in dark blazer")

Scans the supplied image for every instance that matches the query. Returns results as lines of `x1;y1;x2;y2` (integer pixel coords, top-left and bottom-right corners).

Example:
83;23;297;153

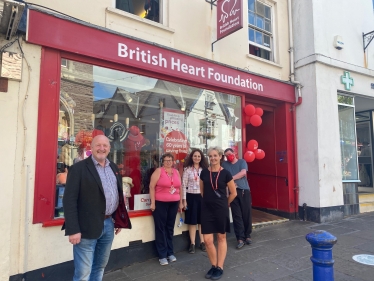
63;135;130;281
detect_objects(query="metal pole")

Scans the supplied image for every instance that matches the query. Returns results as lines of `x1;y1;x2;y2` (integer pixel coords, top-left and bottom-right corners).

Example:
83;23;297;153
306;230;337;281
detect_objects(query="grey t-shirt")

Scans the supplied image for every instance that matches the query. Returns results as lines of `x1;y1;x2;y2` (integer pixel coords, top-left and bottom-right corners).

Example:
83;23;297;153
222;159;250;190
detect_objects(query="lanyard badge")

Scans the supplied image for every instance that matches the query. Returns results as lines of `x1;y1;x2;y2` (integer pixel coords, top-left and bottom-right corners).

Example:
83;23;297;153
164;168;175;194
210;167;222;198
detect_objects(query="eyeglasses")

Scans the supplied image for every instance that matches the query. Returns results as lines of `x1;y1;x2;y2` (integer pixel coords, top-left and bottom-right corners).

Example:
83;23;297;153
163;160;173;162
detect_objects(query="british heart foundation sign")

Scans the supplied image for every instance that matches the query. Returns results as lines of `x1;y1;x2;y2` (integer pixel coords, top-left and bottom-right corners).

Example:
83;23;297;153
217;0;243;40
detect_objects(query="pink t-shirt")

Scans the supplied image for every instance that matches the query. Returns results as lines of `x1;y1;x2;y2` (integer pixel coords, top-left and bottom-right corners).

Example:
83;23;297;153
155;168;181;202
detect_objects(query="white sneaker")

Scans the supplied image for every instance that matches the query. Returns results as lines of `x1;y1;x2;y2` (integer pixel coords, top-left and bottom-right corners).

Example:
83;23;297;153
167;255;177;262
159;258;169;265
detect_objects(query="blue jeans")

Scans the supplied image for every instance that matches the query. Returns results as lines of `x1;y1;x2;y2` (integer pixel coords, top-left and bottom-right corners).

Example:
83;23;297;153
73;217;114;281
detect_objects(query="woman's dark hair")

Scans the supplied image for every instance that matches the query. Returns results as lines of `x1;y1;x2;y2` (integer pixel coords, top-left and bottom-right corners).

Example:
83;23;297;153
184;148;208;169
161;153;174;164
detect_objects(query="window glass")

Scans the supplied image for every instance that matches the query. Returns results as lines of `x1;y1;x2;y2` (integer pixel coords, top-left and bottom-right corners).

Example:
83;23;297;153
116;0;160;23
248;0;255;11
256;15;264;29
249;44;270;60
256;1;265;16
56;59;243;215
248;28;255;42
263;34;270;48
338;104;358;181
357;120;373;187
337;94;353;105
248;0;272;61
264;5;271;19
248;11;255;25
264;19;271;32
255;30;263;45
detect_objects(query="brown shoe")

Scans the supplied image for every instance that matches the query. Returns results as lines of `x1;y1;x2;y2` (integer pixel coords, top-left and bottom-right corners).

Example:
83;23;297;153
245;238;252;245
200;242;206;252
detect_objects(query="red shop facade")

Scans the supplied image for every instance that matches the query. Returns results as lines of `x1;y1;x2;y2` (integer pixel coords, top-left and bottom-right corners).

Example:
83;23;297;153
26;8;298;278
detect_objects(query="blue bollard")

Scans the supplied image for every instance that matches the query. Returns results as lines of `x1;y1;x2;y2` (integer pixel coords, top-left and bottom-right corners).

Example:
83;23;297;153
305;230;337;281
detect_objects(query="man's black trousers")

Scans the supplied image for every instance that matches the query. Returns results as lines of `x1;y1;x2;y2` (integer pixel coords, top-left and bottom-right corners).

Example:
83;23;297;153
231;188;252;241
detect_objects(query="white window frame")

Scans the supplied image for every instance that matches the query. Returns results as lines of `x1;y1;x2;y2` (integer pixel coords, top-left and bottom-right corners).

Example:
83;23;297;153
112;0;164;25
248;0;274;62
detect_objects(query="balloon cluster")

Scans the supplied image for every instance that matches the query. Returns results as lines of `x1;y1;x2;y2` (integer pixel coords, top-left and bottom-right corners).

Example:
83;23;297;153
244;139;265;162
244;104;263;127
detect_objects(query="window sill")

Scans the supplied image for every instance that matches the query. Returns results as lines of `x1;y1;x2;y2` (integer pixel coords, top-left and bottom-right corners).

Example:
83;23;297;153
246;54;282;68
106;7;175;34
42;210;153;227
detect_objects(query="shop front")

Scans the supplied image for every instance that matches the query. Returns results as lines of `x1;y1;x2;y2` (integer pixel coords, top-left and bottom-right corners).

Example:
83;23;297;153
23;8;297;279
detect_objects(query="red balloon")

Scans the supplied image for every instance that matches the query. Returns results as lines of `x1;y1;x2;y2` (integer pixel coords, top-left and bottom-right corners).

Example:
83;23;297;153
250;115;262;127
245;115;251;124
244;104;256;116
255;107;264;117
234;107;242;117
235;119;241;129
254;149;265;160
244;151;255;162
247;139;258;151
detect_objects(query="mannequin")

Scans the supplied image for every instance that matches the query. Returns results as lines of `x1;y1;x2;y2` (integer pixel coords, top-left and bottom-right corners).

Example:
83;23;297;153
122;177;134;210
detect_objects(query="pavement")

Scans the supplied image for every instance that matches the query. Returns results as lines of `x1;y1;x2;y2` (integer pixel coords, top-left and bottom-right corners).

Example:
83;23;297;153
103;212;374;281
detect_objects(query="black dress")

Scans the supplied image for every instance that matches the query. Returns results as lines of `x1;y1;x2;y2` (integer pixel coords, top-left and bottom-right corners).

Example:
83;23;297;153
200;168;233;234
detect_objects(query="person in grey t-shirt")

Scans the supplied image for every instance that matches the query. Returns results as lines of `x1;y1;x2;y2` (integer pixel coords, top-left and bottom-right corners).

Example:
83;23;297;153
222;148;252;249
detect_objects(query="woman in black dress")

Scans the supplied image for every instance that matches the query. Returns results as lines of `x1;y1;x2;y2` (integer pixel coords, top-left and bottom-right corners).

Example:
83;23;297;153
200;147;237;280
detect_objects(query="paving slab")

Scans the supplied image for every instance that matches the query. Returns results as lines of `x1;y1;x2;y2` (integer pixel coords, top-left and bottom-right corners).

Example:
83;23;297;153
106;212;374;281
230;259;293;281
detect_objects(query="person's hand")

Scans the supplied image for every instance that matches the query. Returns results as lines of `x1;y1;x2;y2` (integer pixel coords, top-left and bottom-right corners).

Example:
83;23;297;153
115;228;122;235
178;202;184;212
69;233;81;245
150;202;155;212
182;200;188;210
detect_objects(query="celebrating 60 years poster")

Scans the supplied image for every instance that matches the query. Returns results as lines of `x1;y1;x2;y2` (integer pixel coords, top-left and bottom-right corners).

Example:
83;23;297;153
160;108;189;161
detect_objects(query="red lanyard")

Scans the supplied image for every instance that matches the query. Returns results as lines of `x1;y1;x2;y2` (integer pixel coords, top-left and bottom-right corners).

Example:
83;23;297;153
164;168;174;187
209;167;222;191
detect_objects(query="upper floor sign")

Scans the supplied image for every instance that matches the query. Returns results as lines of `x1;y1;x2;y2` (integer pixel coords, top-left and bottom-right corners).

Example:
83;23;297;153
217;0;243;40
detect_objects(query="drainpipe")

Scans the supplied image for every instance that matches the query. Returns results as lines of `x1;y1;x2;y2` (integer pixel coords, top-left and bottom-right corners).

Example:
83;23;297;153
288;0;302;218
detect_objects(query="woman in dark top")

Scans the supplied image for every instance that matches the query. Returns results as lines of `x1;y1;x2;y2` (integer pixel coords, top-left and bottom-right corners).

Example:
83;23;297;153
200;146;237;280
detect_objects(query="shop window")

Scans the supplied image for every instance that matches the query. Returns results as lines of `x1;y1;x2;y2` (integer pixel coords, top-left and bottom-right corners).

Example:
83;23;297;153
116;0;161;23
61;58;68;67
54;59;242;216
227;94;237;104
248;0;273;61
338;94;358;181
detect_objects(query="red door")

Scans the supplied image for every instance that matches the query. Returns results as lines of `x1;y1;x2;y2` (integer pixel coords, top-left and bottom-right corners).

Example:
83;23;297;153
246;103;296;217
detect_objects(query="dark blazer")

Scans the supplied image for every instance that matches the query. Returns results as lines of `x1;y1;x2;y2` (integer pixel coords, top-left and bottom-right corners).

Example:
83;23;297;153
62;156;129;239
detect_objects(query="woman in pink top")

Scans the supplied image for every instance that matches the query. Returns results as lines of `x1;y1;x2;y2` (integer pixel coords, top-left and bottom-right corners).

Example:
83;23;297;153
150;153;183;266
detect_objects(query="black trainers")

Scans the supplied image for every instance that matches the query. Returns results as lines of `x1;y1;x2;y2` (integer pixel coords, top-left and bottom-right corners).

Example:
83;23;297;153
245;237;252;245
188;244;195;254
211;267;223;280
200;242;206;252
236;240;245;249
205;265;216;279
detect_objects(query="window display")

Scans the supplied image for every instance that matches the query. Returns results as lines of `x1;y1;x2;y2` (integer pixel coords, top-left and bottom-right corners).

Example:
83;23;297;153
338;95;358;181
55;59;242;215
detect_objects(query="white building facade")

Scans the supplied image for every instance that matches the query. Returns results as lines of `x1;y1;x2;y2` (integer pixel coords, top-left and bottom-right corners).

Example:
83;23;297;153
0;0;301;280
292;0;374;222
